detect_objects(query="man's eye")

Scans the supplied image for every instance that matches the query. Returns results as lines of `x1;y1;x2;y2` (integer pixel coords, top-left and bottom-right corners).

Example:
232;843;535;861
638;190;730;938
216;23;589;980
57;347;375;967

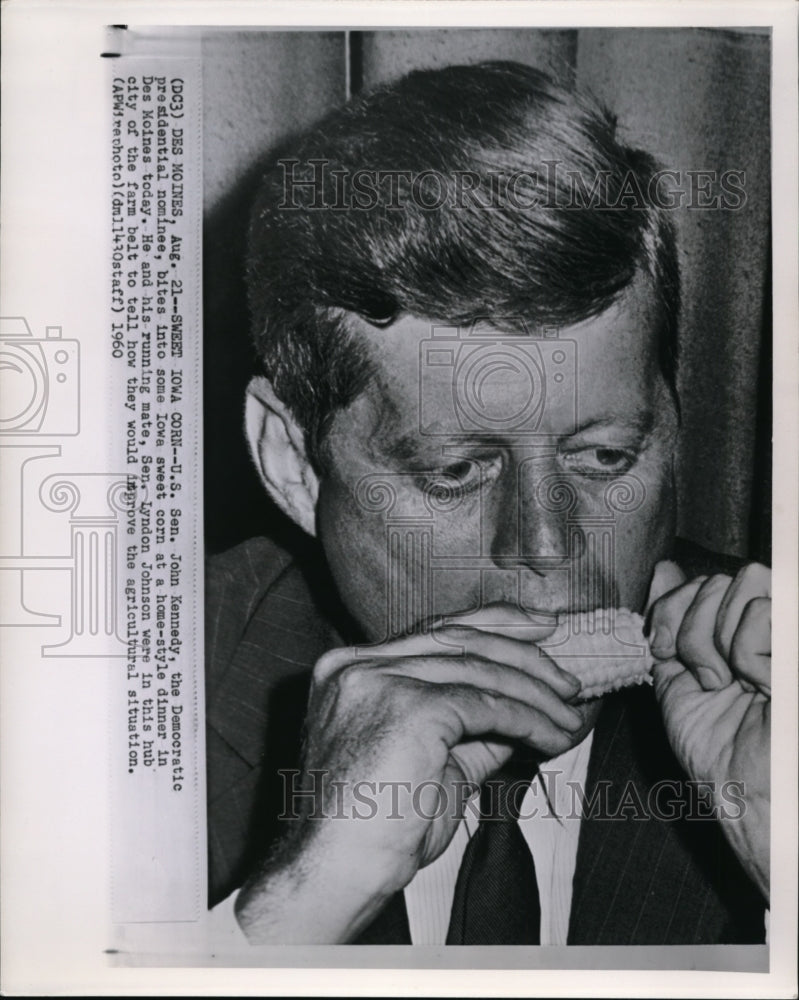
561;447;637;477
421;457;497;497
444;460;478;482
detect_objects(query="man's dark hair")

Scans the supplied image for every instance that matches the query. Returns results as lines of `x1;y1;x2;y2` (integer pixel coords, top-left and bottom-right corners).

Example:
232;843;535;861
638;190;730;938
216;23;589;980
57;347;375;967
247;61;680;469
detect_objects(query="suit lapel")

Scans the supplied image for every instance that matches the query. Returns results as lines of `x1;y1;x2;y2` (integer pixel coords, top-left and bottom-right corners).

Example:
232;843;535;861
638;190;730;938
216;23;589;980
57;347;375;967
208;553;345;767
568;688;765;944
207;552;345;903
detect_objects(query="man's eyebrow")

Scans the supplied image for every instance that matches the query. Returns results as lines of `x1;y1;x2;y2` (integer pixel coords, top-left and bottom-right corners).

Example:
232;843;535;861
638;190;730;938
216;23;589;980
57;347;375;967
369;429;428;463
361;385;425;464
369;412;658;463
568;411;656;438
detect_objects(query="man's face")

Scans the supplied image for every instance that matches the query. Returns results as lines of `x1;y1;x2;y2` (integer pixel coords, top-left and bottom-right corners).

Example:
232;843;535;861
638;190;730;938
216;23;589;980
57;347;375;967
315;269;678;645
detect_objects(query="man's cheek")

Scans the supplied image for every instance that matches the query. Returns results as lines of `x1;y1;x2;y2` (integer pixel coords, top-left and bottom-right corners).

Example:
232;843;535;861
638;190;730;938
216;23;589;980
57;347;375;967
321;517;388;634
612;485;675;611
323;520;478;641
317;496;414;640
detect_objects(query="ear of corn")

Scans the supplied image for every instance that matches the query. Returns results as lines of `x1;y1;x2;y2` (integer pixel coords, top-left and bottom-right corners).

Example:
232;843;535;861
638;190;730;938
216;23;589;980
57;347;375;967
541;608;655;701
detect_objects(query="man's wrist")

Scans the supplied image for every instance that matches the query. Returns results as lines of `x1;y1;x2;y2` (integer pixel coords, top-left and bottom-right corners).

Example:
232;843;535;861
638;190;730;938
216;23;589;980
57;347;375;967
234;831;403;944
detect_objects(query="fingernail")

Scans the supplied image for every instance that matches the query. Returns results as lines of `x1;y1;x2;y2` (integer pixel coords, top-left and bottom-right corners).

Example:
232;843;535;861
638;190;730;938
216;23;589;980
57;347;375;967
649;625;673;657
565;706;585;730
697;665;723;690
563;672;581;694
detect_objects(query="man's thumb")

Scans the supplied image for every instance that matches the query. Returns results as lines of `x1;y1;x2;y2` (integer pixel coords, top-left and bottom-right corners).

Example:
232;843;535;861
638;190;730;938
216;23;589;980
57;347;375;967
645;559;687;614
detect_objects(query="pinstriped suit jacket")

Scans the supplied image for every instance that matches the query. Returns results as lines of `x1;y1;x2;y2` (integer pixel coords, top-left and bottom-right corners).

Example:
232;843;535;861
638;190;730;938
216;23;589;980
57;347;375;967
205;534;766;944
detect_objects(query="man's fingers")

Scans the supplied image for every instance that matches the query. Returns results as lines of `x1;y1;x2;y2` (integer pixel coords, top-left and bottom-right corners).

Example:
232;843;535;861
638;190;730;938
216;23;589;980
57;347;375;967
431;626;581;699
381;653;584;731
649;573;737;690
316;630;469;675
673;575;735;690
430;682;581;759
645;560;687;614
647;563;772;696
447;740;512;791
651;657;699;704
314;632;476;681
438;603;558;638
315;618;578;699
715;563;771;662
730;597;771;694
648;575;707;659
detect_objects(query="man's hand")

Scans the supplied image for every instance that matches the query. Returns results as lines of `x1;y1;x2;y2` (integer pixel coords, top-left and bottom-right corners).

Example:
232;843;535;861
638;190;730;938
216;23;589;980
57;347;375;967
647;560;771;901
235;606;592;943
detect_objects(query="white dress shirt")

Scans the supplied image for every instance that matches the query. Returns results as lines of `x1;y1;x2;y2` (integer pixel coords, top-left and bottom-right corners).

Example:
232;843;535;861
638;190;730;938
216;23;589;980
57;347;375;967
404;731;593;945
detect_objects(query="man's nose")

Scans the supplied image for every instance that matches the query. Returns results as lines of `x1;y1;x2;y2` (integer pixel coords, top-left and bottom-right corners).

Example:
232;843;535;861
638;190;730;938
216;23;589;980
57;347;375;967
490;461;573;574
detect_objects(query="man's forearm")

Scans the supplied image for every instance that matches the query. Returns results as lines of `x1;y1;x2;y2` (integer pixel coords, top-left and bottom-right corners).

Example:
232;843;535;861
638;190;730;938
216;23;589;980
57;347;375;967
234;836;398;944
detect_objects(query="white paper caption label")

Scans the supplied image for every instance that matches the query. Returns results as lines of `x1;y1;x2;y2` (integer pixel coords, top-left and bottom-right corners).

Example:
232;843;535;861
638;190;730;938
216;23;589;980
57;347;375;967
108;56;205;924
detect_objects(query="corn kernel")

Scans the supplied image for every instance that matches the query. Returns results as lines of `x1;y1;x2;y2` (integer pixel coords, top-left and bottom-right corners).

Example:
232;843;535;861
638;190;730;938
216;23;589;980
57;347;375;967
541;608;654;701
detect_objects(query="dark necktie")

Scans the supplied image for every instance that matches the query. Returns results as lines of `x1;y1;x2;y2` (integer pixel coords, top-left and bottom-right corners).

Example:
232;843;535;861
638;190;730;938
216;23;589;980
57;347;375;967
446;760;541;944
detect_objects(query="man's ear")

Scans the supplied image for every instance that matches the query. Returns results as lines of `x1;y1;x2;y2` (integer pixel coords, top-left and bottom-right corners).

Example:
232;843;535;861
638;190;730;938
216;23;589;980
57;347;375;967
245;376;320;537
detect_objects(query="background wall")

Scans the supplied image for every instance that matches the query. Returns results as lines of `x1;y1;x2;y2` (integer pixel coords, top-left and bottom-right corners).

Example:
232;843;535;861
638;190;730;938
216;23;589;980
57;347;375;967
203;27;771;564
203;32;347;554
